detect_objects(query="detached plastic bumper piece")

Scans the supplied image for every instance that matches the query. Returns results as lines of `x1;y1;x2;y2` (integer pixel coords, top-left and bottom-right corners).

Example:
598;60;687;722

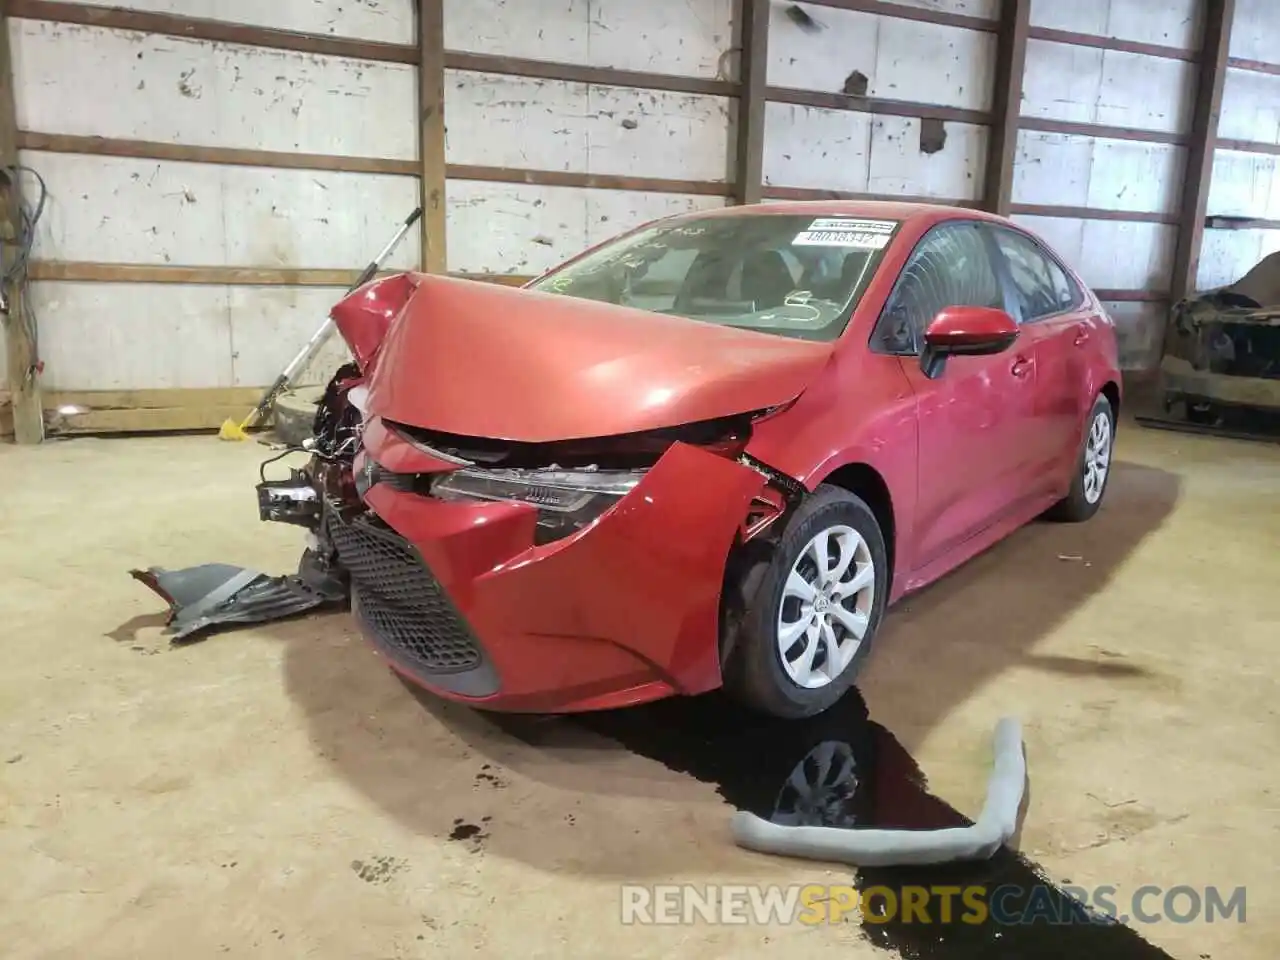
131;562;347;644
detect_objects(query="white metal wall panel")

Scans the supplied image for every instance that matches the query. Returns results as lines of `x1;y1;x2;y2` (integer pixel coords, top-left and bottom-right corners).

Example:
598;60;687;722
866;117;987;200
1197;228;1280;291
23;151;420;270
762;104;985;202
1206;149;1279;220
763;102;872;193
446;181;726;277
443;0;736;80
1228;0;1280;63
445;71;733;183
10;21;418;159
768;3;993;112
1219;68;1280;145
1012;214;1176;292
1029;0;1201;52
67;0;416;44
227;287;354;387
1022;40;1195;134
882;0;998;17
1012;131;1184;214
30;282;235;390
29;282;353;391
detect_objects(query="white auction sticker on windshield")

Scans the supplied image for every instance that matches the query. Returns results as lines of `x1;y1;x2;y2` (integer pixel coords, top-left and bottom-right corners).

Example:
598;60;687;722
793;217;896;249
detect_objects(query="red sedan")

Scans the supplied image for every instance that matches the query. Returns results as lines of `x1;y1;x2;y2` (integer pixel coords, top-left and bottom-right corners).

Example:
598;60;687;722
325;201;1121;718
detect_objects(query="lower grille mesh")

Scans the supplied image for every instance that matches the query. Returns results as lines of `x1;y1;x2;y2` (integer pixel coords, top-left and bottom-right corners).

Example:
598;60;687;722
327;512;484;673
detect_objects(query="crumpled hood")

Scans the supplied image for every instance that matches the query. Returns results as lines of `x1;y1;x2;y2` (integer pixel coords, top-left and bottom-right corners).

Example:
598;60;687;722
365;275;834;442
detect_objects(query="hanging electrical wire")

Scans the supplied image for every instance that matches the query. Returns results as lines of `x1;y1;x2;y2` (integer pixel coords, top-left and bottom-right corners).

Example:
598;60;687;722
0;163;48;388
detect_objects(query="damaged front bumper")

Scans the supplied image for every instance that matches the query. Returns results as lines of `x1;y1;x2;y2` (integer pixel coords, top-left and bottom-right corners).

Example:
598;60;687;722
340;417;770;713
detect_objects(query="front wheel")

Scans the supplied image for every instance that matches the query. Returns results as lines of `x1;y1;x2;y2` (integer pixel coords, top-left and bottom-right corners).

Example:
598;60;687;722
725;486;889;719
1046;394;1115;523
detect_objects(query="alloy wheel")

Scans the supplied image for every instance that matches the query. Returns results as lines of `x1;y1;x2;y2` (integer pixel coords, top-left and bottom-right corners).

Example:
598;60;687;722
1083;410;1112;505
776;524;876;689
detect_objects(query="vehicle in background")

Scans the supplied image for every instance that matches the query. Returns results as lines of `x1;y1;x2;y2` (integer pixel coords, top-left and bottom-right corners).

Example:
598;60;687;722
1157;250;1280;427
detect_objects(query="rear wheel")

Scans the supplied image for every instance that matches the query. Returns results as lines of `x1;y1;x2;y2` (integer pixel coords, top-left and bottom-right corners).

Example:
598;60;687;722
725;486;889;719
1046;394;1115;523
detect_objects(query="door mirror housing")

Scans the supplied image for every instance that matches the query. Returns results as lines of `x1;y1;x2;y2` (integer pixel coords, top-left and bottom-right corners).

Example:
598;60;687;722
920;306;1019;379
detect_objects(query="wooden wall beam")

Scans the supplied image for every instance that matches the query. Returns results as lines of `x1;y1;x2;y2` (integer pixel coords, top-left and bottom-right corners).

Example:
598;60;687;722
1092;290;1171;302
733;0;769;205
1217;137;1280;156
27;262;530;286
418;0;447;273
1008;203;1180;225
1170;0;1236;302
29;263;382;285
16;133;731;197
17;132;420;175
1018;116;1188;146
1027;26;1197;62
449;165;730;196
800;0;995;33
984;0;1031;215
768;86;991;125
762;185;981;207
0;0;41;443
1226;56;1280;76
444;52;735;98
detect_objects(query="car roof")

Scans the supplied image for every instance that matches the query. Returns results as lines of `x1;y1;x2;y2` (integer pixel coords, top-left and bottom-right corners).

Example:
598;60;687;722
672;199;1010;227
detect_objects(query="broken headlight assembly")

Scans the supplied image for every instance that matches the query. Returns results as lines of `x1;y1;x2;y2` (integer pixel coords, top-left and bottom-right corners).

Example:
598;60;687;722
430;467;644;545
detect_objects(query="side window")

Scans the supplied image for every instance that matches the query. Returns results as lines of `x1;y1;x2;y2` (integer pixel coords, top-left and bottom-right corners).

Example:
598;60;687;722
993;229;1080;321
874;221;1004;355
1045;256;1080;311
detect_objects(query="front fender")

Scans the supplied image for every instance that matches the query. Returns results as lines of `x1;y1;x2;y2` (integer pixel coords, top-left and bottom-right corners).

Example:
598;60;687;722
744;352;920;588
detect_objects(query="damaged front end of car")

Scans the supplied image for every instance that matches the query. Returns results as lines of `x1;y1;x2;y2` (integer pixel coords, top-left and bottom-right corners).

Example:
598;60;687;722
133;270;819;687
132;276;405;643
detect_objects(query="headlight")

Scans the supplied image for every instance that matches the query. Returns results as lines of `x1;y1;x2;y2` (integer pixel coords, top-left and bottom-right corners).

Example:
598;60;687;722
430;467;645;544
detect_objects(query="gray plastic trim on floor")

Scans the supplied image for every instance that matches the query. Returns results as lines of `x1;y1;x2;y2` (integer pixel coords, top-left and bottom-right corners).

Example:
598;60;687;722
730;717;1026;867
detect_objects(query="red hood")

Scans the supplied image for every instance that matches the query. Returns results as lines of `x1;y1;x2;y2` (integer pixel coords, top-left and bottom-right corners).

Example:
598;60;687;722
364;275;834;442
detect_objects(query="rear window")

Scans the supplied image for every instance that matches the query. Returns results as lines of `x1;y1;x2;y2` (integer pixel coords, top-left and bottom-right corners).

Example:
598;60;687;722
529;213;901;342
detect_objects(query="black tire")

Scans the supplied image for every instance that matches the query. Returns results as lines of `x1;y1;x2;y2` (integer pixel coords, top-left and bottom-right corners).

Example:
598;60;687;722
1046;394;1116;523
725;485;889;719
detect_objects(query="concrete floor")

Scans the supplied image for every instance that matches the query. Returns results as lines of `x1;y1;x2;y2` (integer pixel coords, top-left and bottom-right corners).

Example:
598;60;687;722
0;422;1276;959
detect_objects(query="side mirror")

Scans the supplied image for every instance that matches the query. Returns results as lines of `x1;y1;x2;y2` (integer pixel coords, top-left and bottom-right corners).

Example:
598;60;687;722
920;306;1019;379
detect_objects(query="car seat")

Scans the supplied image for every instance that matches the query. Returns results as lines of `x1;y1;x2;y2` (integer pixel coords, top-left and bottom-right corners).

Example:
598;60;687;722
742;250;797;310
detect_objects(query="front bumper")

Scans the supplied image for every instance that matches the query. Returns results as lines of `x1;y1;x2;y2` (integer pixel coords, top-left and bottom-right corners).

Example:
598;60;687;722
342;418;767;713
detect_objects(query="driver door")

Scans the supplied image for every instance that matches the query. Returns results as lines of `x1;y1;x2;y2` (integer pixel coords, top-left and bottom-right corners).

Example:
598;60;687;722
873;221;1039;570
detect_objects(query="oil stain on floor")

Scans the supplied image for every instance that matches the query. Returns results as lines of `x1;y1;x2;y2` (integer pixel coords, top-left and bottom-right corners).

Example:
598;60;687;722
562;689;1182;960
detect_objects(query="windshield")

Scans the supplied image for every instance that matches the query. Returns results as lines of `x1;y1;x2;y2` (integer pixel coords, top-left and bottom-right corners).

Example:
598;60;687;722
528;213;900;341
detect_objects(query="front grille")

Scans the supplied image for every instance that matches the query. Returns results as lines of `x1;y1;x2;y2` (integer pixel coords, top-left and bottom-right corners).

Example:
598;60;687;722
327;511;484;674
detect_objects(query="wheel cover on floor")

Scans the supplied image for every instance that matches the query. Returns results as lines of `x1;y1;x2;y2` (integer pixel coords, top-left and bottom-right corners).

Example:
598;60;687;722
777;524;875;690
1083;411;1112;504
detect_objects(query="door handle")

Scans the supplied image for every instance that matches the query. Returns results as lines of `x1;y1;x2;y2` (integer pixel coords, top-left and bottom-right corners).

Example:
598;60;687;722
1073;324;1090;346
1011;355;1034;378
